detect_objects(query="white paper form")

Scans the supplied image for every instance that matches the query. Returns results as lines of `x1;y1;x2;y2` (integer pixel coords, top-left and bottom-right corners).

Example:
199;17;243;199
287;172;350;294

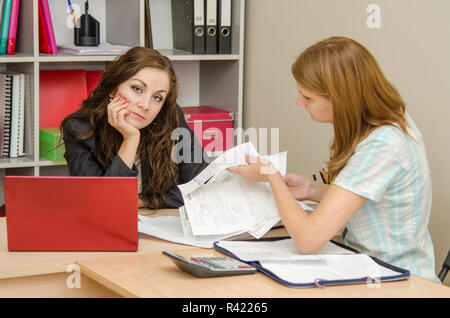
138;215;237;249
259;254;401;284
179;143;293;239
216;238;354;262
183;178;258;236
182;151;290;238
178;142;259;195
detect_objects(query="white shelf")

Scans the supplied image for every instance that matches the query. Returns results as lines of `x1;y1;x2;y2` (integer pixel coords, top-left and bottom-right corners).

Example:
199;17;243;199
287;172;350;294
38;54;119;63
0;54;35;63
0;156;36;169
158;49;240;61
37;159;67;167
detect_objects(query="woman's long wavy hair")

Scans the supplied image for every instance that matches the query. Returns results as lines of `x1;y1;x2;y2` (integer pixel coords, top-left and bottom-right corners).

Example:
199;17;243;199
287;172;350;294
291;36;409;177
61;47;179;208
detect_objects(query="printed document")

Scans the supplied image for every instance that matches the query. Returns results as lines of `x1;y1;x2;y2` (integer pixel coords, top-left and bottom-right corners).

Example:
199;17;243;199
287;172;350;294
178;143;289;239
216;238;401;284
138;215;242;248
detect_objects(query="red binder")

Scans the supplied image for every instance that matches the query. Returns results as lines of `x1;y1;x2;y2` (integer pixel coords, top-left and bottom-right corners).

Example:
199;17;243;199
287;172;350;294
4;176;138;251
38;0;51;54
39;70;88;128
38;0;57;54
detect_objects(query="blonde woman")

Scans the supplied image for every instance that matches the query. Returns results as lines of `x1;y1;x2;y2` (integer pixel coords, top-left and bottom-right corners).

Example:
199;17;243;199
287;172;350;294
228;37;440;283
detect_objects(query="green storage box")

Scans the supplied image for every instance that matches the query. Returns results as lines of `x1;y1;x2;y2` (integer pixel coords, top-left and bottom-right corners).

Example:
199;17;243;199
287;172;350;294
39;128;65;162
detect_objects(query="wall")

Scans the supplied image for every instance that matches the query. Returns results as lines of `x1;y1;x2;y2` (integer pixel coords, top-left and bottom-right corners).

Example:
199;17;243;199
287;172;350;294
244;0;450;285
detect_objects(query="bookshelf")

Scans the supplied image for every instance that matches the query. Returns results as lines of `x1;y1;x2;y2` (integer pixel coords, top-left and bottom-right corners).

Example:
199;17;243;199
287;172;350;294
0;0;245;202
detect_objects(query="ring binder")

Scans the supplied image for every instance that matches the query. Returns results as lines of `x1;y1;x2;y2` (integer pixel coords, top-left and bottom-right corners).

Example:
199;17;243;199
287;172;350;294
218;0;232;54
214;237;411;288
205;0;218;54
172;0;206;54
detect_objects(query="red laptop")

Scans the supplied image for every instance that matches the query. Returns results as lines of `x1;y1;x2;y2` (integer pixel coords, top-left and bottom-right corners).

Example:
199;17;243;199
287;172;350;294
4;176;138;251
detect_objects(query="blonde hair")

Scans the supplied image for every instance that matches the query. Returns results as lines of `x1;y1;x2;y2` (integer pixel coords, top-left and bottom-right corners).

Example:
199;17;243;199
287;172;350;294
291;36;409;177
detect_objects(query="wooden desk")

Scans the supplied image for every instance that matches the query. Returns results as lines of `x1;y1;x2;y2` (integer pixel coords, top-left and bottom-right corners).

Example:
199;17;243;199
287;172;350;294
76;248;450;298
0;209;198;297
1;210;449;298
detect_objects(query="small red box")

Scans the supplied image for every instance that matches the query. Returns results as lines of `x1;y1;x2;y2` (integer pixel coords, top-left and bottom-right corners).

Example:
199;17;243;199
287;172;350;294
182;106;234;152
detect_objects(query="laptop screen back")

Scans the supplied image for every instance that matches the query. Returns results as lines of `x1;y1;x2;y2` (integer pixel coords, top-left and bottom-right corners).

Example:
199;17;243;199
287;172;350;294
4;176;138;251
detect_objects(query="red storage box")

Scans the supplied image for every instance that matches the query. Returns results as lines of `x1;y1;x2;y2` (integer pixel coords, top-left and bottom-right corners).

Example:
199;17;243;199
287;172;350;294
182;106;234;152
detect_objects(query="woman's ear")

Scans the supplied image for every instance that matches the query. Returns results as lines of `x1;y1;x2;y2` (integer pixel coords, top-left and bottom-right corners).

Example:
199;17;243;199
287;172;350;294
109;89;118;102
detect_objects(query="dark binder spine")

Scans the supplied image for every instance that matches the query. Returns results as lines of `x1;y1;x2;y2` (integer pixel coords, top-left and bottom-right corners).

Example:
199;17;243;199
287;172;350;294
172;0;205;54
171;0;193;53
205;0;218;54
218;0;232;54
193;0;206;54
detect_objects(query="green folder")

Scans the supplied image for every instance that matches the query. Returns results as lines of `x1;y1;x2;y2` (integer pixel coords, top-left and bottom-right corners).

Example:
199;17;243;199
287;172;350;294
39;127;66;162
0;0;12;55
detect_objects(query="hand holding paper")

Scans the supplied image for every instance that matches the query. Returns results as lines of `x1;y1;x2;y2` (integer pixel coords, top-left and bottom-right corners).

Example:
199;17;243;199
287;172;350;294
178;142;290;240
227;154;279;183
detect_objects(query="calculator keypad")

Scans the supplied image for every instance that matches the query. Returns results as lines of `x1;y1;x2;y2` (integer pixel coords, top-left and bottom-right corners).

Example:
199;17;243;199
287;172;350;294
190;257;254;271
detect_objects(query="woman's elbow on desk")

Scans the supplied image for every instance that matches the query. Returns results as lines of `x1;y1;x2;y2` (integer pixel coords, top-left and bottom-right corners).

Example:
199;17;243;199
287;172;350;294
285;218;329;255
291;232;329;255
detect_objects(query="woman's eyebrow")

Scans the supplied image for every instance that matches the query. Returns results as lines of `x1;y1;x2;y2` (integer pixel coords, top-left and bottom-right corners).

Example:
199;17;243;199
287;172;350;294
130;79;168;94
130;78;147;87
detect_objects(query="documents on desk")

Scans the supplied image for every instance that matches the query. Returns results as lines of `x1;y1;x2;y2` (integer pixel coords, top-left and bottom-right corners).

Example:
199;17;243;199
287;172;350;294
179;143;310;240
215;238;408;287
138;143;313;248
138;215;233;248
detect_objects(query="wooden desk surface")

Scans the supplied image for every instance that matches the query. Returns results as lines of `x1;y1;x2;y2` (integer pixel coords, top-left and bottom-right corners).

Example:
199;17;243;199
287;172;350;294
76;248;450;298
1;210;449;298
0;209;195;280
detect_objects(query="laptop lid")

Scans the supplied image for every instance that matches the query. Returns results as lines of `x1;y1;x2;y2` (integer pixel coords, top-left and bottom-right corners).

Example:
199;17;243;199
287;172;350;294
4;176;138;251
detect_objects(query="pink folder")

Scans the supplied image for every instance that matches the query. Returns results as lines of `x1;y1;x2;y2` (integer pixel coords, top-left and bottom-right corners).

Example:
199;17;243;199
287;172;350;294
38;0;57;55
6;0;20;55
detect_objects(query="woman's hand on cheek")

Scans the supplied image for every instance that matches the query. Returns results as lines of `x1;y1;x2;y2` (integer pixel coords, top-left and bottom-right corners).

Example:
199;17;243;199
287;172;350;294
227;154;278;183
107;93;140;140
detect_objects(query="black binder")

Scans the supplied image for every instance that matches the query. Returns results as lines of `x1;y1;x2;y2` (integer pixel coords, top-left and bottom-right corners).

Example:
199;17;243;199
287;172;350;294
171;0;205;54
214;237;411;288
218;0;232;54
205;0;218;54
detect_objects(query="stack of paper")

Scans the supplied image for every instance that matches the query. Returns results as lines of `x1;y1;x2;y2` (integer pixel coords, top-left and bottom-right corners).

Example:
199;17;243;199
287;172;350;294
137;142;313;247
57;43;131;55
215;239;402;285
179;142;314;241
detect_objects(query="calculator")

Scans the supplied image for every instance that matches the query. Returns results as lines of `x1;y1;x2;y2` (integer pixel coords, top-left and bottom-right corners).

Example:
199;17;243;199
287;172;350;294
162;251;257;278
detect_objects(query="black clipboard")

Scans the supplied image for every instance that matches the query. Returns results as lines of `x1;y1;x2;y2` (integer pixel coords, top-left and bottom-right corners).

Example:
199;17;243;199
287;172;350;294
214;237;410;288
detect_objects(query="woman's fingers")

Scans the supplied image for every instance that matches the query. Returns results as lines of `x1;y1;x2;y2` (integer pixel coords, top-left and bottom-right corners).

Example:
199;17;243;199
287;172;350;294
108;96;129;122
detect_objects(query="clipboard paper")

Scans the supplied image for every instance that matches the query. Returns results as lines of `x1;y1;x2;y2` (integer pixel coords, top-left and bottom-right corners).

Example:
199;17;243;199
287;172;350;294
214;238;410;288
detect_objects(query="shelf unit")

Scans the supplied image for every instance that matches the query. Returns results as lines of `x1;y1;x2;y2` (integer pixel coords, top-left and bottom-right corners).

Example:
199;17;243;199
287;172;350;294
0;0;245;203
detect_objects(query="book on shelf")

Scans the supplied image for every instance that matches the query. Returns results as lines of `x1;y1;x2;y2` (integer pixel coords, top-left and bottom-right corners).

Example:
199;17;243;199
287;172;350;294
0;73;12;158
57;43;132;56
0;0;12;54
38;0;57;55
38;0;50;54
6;0;19;55
144;0;153;49
9;71;24;157
0;71;25;159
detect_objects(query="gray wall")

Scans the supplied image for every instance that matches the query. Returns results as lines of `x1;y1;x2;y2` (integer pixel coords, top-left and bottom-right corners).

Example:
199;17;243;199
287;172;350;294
243;0;450;285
